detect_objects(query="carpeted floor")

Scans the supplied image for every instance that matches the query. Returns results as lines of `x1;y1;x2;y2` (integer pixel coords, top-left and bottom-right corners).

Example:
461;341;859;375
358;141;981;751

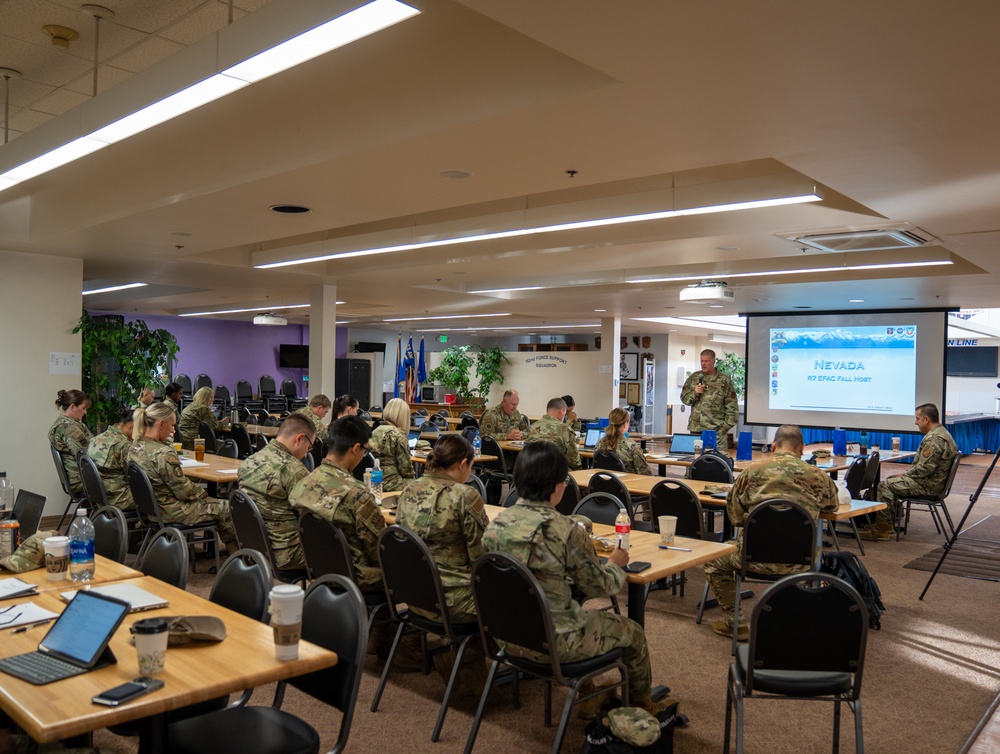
92;458;1000;754
904;515;1000;582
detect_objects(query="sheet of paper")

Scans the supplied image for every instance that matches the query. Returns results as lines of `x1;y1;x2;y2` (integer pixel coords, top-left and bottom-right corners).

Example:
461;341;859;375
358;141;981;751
179;458;209;468
0;601;59;628
0;578;38;599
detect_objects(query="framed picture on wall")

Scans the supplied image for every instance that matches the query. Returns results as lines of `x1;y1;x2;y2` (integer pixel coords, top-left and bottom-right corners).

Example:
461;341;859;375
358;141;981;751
644;362;655;406
619;383;627;399
626;381;641;405
620;352;639;380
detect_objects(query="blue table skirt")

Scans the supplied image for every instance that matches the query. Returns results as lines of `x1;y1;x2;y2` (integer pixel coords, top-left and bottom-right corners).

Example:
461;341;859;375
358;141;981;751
802;419;999;457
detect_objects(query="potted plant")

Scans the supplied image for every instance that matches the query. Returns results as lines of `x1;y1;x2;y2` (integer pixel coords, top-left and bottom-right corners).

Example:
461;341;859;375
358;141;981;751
716;351;746;399
473;344;510;403
427;345;475;402
73;311;180;432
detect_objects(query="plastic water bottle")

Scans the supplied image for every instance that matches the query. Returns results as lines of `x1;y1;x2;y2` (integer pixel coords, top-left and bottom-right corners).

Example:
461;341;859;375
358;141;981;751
363;467;373;492
370;460;383;507
472;431;482;457
615;509;631;551
0;472;13;513
68;508;95;582
859;431;868;456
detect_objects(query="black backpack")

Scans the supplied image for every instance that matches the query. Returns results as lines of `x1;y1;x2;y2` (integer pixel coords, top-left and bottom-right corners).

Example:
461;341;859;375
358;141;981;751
820;551;885;629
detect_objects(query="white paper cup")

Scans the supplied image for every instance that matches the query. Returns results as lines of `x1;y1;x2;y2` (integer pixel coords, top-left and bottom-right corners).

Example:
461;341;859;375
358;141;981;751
43;536;70;581
892;437;901;452
133;617;169;675
658;516;678;545
269;585;304;660
693;440;703;456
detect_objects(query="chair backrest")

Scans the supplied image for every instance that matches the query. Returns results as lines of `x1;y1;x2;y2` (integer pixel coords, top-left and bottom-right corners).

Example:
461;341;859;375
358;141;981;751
12;489;46;540
471;552;567;681
843;457;867;499
859;450;880;492
298;512;356;582
235;380;253;401
588;471;633;513
369;405;383;414
259;375;277;397
195;373;213;391
198;422;218;453
500;486;519;507
937;452;963;499
461;427;480;443
175;374;193;397
214;385;231;406
215;439;238;458
648;480;707;539
289;574;367;753
593;449;626;472
230;424;254;459
746;573;868;698
741;499;816;574
281;379;297;398
77;452;110;510
50;444;73;497
478;435;508;476
419;424;440;440
688;453;735;483
90;505;128;563
555;474;581;516
229;490;278;566
302;453;315;471
465;474;487;501
573;491;627;526
459;415;480;431
209;548;273;621
430;415;449;430
127;461;164;530
378;525;455;634
141;527;189;588
416;408;429;417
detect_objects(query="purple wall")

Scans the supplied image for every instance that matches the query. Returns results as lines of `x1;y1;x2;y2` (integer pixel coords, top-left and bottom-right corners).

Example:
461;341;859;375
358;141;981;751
114;313;350;398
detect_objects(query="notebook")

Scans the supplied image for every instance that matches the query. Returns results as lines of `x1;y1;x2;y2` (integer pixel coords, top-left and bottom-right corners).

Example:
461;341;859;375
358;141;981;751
665;433;698;457
0;589;129;685
60;583;169;613
583;427;603;449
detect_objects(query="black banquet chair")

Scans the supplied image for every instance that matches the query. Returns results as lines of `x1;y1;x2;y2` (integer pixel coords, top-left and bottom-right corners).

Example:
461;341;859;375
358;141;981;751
688;452;735;483
195;373;213;391
280;379;297;399
724;573;869;754
463;551;629;754
229;490;307;585
175;374;193;398
167;574;367;754
593;449;626;472
140;527;190;589
198;422;218;453
90;505;129;564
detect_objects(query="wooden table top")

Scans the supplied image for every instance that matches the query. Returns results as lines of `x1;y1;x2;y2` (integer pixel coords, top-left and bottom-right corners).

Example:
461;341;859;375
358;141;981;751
9;555;141;593
411;452;498;464
180;452;243;483
0;575;337;744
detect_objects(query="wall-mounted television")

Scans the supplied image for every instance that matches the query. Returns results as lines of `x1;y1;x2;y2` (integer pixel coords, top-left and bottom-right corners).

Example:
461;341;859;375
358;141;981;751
279;344;309;369
946;346;998;377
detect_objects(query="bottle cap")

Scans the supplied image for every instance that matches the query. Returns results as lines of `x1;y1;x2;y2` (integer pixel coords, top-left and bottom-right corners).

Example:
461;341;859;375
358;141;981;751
76;507;87;515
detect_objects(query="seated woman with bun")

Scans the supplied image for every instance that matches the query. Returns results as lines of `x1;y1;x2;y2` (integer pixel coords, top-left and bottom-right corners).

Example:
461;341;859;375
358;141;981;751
594;407;651;475
48;389;93;495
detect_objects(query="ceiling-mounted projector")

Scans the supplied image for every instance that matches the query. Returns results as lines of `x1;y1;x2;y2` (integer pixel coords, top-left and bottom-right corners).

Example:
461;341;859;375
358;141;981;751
253;312;287;326
679;281;734;304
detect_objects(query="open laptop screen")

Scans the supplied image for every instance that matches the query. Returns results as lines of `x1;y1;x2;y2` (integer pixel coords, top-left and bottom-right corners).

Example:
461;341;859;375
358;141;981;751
584;428;603;448
668;433;699;454
40;590;130;666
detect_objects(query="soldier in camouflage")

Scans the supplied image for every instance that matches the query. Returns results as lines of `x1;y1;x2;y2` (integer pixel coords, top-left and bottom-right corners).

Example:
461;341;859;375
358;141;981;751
562;395;583;434
293;394;331;443
177;387;228;450
595;407;651;475
369;398;416;492
132;386;155;409
680;349;739;454
397;434;488;622
524;398;582;470
237;414;315;570
871;403;958;540
481;389;530;441
484;441;673;716
290;416;386;593
703;424;838;639
128;403;237;550
48;389;93;496
163;382;183;422
87;407;136;511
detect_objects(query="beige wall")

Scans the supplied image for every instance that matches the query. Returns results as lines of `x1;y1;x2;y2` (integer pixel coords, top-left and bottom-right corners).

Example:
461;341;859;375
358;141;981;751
0;250;82;517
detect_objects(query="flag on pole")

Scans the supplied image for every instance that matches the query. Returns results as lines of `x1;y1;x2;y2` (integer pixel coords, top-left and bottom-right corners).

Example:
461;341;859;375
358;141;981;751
404;337;417;403
394;337;403;398
416;335;427;401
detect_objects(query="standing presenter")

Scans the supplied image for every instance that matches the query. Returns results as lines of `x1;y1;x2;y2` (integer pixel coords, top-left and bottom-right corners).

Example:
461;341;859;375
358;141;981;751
680;349;739;454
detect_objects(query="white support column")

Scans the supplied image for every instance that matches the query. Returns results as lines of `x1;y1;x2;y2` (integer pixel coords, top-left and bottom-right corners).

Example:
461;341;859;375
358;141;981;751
308;285;337;398
601;316;621;409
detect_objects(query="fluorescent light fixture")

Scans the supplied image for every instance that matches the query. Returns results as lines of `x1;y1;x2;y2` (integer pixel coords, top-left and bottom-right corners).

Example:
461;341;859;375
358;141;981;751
469;286;544;294
180;303;309;317
633;316;746;334
256;191;823;268
0;0;419;192
418;323;598;333
82;282;148;295
383;313;511;322
626;259;952;284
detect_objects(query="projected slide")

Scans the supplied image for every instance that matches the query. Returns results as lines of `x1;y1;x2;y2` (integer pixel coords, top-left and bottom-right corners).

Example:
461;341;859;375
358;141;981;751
769;325;916;415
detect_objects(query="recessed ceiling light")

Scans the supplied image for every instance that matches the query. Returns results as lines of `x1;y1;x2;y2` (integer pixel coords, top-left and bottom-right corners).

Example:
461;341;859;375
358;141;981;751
849;299;865;303
439;170;472;179
708;304;725;308
270;204;311;214
82;282;147;295
594;308;606;312
470;286;543;294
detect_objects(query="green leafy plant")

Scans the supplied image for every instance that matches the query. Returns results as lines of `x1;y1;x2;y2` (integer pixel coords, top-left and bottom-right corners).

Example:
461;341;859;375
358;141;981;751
427;343;511;403
473;344;510;401
73;311;180;432
716;351;746;399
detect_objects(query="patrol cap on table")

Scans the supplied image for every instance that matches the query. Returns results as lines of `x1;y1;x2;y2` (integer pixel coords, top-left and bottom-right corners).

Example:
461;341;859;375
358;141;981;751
607;707;662;747
0;530;59;573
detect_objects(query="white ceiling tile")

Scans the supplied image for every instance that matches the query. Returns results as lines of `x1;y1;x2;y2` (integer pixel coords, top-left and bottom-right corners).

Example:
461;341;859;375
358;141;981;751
31;86;89;115
105;36;185;74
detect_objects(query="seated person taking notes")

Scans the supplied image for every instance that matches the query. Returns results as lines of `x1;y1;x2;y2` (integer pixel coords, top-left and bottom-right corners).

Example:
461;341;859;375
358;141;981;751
524;397;582;471
87;406;136;511
595;407;651;475
369;398;416;492
177;386;228;450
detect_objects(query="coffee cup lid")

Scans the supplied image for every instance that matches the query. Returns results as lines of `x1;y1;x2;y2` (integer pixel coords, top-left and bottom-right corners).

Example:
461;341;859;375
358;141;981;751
44;536;70;545
133;617;169;634
269;584;304;600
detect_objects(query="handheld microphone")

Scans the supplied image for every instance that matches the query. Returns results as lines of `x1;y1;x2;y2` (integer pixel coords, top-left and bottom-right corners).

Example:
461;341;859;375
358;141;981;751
698;374;704;386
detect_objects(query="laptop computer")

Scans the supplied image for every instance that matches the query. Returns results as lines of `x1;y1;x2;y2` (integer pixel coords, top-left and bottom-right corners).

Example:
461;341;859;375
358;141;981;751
665;433;699;457
0;589;129;685
583;427;603;449
60;582;169;613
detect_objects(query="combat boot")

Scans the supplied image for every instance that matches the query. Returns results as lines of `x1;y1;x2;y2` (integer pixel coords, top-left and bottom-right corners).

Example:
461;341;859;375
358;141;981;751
575;679;621;720
633;694;679;717
712;618;749;642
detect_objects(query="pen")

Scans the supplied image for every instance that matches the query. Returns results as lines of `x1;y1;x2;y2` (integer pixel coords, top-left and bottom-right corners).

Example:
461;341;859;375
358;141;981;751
658;545;692;552
12;620;53;634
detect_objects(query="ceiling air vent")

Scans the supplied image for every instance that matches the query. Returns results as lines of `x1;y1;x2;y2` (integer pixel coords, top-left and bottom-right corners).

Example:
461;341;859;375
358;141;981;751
783;224;936;253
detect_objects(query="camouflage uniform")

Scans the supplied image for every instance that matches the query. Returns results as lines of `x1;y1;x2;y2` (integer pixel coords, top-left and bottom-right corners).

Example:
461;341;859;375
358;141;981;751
163;396;181;422
524;414;582;470
483;499;654;702
177;403;224;450
47;414;93;495
566;415;583;434
87;425;135;510
703;450;838;626
369;424;415;492
680;371;738;453
595;435;651;476
480;405;529;441
237;440;309;569
0;530;59;572
289;458;385;592
875;424;958;528
127;437;236;545
293;406;328;442
396;470;489;622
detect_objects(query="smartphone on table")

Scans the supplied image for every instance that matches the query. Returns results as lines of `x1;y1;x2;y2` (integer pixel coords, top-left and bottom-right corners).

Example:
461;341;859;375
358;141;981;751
92;677;165;706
